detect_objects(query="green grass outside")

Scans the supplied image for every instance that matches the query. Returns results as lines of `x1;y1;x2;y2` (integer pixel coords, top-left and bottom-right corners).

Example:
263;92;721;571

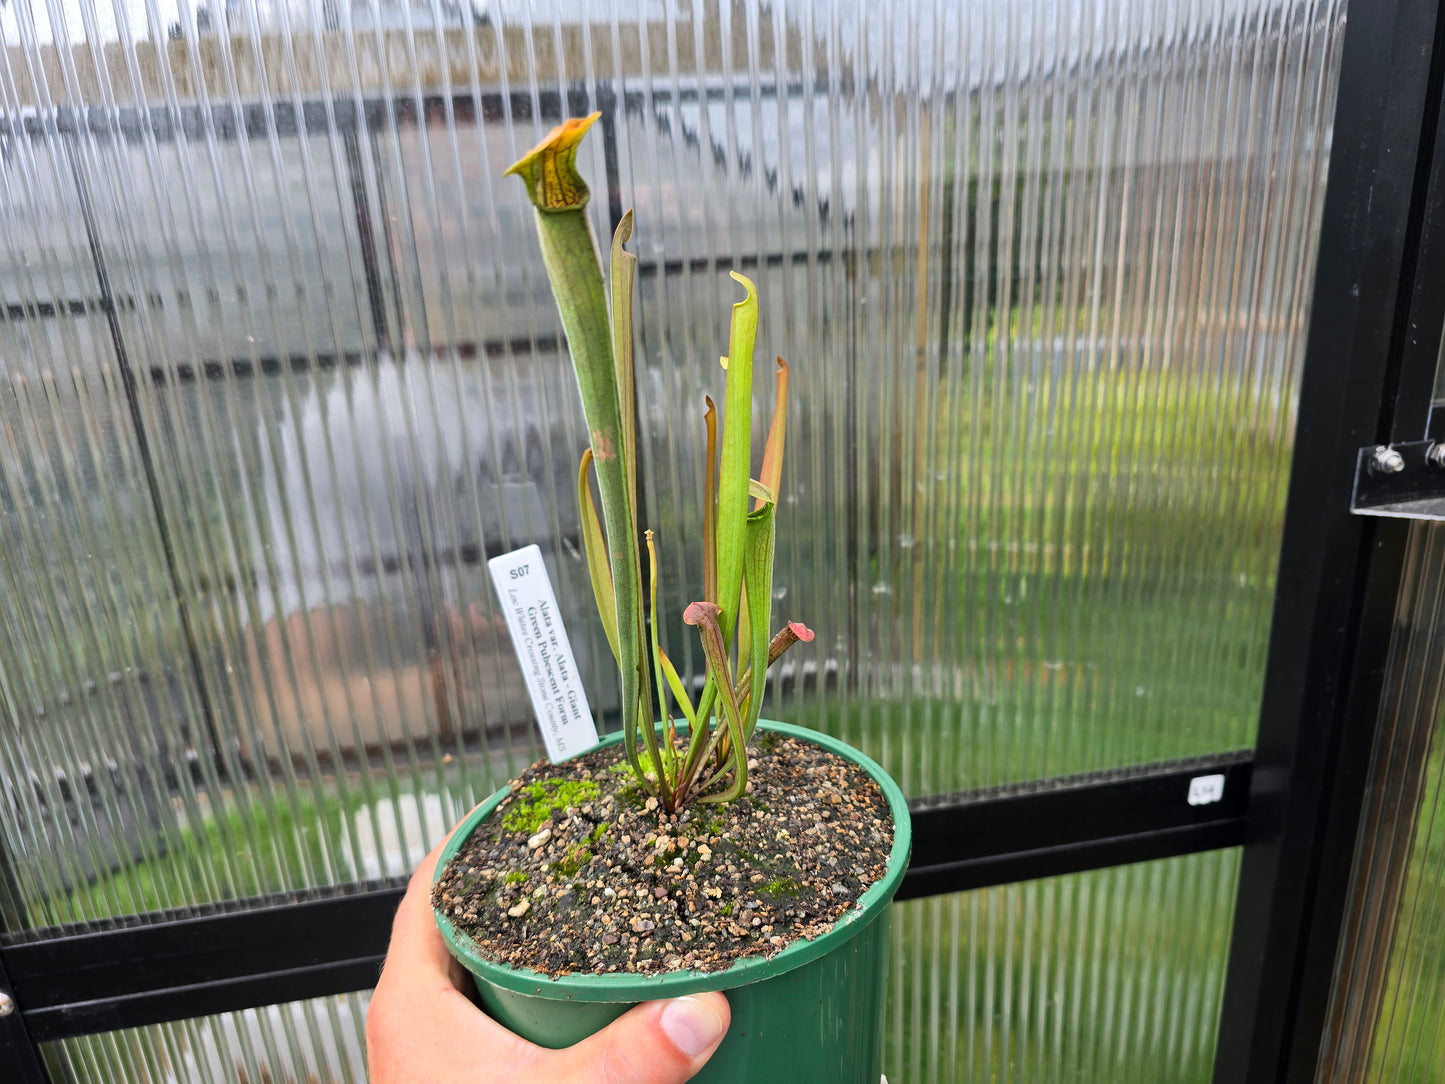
773;358;1283;798
42;788;345;926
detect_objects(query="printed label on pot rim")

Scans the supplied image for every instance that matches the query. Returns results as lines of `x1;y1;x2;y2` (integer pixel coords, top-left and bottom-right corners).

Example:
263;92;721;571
487;545;599;761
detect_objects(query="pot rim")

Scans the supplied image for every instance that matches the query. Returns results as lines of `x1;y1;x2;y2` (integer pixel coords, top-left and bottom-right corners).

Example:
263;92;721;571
432;719;912;1001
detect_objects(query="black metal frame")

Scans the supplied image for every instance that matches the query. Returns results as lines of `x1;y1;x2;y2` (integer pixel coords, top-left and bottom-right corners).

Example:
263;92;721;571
0;948;47;1084
4;5;1445;1082
0;752;1250;1051
4;885;406;1043
1212;0;1445;1080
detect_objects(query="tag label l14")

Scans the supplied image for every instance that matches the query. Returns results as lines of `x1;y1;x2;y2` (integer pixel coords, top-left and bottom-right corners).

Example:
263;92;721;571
487;544;599;762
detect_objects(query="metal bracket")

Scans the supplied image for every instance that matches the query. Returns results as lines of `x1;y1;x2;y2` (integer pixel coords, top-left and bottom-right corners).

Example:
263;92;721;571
1352;441;1445;519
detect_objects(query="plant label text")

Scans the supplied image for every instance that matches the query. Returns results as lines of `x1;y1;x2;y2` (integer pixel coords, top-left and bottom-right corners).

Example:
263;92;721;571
487;545;599;762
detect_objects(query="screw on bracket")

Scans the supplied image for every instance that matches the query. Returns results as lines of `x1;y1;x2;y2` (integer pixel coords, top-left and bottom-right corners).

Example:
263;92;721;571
1370;445;1407;474
0;990;14;1017
1427;443;1445;469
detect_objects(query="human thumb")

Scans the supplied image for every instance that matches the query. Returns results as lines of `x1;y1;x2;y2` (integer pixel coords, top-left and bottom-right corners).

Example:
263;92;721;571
542;992;730;1083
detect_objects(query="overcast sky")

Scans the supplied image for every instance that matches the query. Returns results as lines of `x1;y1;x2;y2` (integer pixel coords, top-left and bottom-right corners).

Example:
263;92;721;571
0;0;687;45
3;0;1291;91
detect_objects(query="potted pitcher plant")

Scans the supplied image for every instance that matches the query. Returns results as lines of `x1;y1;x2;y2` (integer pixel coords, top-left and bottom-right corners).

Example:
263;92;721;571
431;114;911;1084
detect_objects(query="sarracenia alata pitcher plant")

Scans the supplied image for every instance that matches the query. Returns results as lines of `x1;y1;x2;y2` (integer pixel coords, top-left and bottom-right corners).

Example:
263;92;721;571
507;113;812;812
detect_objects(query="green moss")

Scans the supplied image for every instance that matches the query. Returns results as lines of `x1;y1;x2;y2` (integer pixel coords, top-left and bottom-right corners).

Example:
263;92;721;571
550;822;610;879
501;779;600;835
719;902;733;916
554;847;592;878
505;870;529;885
761;876;799;898
607;758;662;799
606;759;652;806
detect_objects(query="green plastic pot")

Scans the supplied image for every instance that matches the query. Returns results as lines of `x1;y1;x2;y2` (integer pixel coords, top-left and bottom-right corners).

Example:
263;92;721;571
434;719;911;1083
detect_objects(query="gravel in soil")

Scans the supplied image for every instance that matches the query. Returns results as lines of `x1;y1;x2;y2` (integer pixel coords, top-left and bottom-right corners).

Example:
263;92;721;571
432;731;894;977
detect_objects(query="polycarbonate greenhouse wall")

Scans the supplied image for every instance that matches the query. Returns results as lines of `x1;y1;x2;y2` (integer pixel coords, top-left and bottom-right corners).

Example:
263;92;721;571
7;0;1445;1081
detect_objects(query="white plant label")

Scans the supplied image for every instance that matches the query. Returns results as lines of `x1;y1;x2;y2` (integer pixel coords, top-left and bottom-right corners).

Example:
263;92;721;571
1187;773;1226;807
487;545;599;762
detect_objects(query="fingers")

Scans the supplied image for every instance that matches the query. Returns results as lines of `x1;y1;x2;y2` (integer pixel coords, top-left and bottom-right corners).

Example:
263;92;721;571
384;835;464;983
383;802;488;987
371;809;730;1084
541;992;730;1084
655;995;730;1062
369;814;534;1081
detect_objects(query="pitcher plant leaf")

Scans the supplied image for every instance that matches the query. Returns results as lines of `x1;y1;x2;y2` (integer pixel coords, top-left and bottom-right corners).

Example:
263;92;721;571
715;271;758;648
504;113;600;213
611;210;638;518
703;395;719;607
659;648;697;728
683;601;749;803
578;449;619;665
509;116;649;791
757;357;789;510
741;501;776;742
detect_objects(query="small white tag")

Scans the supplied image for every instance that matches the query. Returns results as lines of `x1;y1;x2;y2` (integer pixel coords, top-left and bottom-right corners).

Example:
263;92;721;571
487;545;599;762
1187;773;1226;807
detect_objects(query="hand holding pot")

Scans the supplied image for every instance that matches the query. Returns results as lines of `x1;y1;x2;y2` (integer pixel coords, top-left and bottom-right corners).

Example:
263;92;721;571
368;833;731;1083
